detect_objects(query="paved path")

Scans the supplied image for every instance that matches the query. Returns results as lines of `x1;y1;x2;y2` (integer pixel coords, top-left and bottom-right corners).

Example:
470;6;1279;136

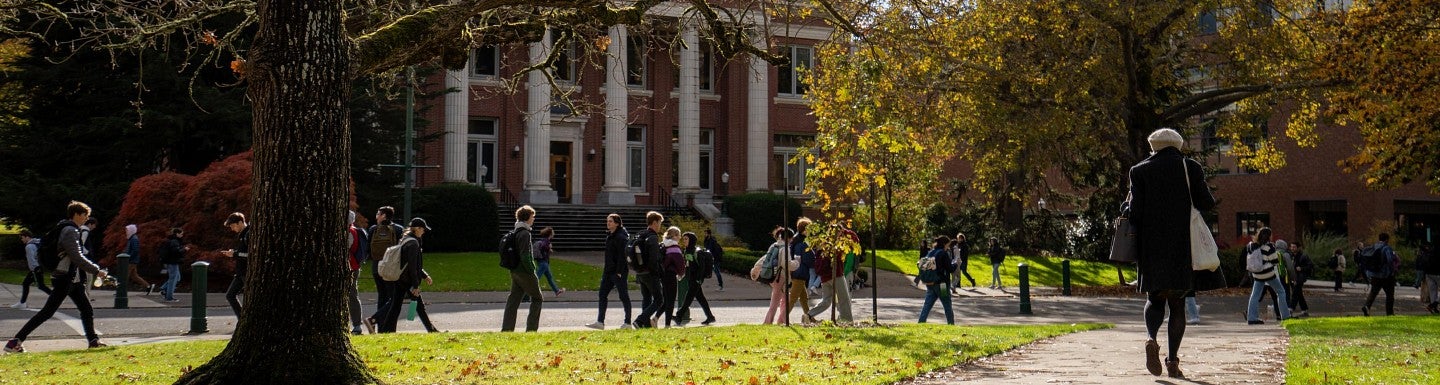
1;252;1430;383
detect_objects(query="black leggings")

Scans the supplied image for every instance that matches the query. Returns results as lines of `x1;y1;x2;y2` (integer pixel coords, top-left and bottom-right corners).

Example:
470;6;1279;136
1144;290;1186;359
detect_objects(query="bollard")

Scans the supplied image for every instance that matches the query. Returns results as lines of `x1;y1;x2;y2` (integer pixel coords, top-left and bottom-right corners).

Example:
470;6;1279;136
114;253;130;309
1018;263;1033;315
189;261;210;334
1062;259;1072;296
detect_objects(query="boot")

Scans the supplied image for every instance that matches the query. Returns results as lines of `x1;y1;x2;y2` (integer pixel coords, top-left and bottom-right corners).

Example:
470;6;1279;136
1144;340;1161;376
1165;357;1183;378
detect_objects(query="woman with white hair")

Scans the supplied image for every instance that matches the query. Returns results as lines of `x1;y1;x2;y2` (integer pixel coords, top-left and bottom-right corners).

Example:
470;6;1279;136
122;224;155;295
1127;128;1217;378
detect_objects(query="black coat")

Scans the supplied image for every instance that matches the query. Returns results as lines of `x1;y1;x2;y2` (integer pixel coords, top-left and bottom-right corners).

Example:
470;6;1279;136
1129;147;1216;293
604;226;629;276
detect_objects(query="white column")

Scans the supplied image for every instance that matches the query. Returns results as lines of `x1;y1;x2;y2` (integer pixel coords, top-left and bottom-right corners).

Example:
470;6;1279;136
522;30;557;204
677;24;701;196
443;66;470;182
598;25;635;205
746;32;770;192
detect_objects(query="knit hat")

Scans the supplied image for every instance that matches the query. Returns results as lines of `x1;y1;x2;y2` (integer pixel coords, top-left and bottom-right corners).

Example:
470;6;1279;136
347;210;357;225
125;224;138;238
1147;128;1185;152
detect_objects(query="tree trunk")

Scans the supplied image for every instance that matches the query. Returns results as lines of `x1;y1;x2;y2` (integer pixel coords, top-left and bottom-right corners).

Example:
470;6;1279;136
176;0;374;383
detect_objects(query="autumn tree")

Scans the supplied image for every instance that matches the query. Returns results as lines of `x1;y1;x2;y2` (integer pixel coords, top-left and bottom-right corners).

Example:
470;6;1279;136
7;0;791;383
804;0;1411;258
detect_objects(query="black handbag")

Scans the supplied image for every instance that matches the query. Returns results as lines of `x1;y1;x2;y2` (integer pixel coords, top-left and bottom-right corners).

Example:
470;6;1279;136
1109;194;1138;263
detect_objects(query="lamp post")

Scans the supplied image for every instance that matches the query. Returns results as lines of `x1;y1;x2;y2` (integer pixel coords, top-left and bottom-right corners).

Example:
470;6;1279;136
478;164;489;189
868;182;878;323
720;171;729;198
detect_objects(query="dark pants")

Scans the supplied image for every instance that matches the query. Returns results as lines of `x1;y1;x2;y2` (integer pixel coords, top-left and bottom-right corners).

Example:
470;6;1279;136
1144;290;1186;358
1363;277;1396;315
370;274;394;324
225;273;245;318
659;274;678;326
1334;270;1344;291
502;270;543;332
15;275;97;342
596;273;632;324
1288;280;1308;311
633;272;663;327
19;268;51;303
406;292;437;332
711;264;725;289
677;277;714;322
378;283;411;333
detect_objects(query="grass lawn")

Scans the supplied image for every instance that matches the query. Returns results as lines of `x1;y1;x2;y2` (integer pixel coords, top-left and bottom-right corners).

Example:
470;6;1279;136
0;323;1108;384
1285;315;1440;384
0;252;608;293
871;250;1131;287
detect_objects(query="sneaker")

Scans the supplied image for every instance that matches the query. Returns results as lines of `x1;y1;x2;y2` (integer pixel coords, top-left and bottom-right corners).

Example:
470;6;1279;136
1248;320;1265;325
3;339;23;353
1186;318;1200;325
620;323;635;330
9;302;24;309
351;329;363;336
363;317;377;334
1360;306;1369;316
166;298;181;303
1298;310;1309;318
558;288;566;296
146;284;156;296
585;322;605;330
87;339;107;349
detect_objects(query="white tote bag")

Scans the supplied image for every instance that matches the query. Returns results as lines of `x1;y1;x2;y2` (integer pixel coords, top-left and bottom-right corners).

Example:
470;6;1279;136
1184;161;1221;271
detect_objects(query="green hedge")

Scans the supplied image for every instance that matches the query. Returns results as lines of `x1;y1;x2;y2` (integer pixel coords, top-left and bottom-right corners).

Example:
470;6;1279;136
409;183;497;252
723;193;803;250
718;249;764;276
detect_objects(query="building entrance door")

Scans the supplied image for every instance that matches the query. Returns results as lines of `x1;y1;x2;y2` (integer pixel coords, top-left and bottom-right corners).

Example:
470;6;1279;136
550;141;573;203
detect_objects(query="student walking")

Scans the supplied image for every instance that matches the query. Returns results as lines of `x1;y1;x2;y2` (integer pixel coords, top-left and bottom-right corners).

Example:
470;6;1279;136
586;214;632;330
1419;242;1437;314
659;226;685;327
917;235;956;324
364;206;406;334
345;211;367;334
1245;229;1292;324
1286;242;1314;317
220;213;249;317
5;201;110;352
121;225;155;295
158;228;189;302
787;218;816;324
676;232;716;326
501;206;544;332
704;229;726;291
379;218;431;332
1129;128;1217;378
1360;233;1401;316
950;233;977;289
630;211;666;328
1330;248;1347;292
987;238;1005;289
753;227;793;324
11;230;51;309
533;227;565;296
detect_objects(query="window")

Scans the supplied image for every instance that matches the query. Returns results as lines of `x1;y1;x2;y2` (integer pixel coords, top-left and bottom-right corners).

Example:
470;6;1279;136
770;134;813;192
627;36;647;87
777;45;813;96
628;126;646;189
670;129;714;190
466;118;498;186
1236;212;1270;240
672;41;714;91
551;32;576;83
471;46;499;78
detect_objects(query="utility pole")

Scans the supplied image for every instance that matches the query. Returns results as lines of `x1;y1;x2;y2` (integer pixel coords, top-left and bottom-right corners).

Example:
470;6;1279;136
378;66;438;220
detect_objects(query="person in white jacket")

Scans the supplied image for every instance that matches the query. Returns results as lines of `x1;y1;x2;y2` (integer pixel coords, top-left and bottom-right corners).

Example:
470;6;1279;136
1245;228;1291;324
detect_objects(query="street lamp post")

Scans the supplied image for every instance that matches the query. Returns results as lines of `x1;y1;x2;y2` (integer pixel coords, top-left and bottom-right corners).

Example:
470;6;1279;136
869;182;878;323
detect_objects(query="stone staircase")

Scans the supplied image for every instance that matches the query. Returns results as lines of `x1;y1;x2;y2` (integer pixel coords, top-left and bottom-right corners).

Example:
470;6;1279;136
495;204;693;251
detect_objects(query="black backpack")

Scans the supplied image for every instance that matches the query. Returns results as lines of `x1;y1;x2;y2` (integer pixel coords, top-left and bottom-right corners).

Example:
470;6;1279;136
694;249;714;279
1357;244;1395;277
498;228;527;270
627;232;652;272
37;221;77;272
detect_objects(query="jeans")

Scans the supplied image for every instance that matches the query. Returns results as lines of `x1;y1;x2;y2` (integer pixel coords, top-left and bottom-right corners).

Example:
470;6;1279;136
711;263;725;288
502;270;543;332
633;272;663;327
378;283;411;333
163;264;181;301
596;273;632;324
19;267;51;303
1363;276;1396;315
991;263;1002;287
1288;280;1308;312
1247;276;1291;321
14;274;98;342
535;260;561;294
1184;293;1199;322
347;270;363;332
225;273;245;318
807;276;853;322
918;283;953;324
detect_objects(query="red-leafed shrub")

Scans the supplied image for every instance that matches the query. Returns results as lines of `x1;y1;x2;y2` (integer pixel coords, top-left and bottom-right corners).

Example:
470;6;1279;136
104;152;253;281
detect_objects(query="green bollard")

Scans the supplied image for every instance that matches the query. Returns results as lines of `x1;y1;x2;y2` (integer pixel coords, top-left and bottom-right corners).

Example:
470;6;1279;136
190;261;210;334
1018;263;1033;315
1062;259;1072;296
114;253;130;309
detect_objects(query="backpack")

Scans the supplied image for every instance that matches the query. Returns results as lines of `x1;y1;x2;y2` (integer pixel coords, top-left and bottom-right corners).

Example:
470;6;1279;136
1327;255;1339;270
917;253;940;285
378;237;416;281
369;223;399;258
1245;243;1269;273
756;244;782;284
694;249;714;279
498;228;527;270
37;221;77;272
627;232;653;272
1357;244;1395;277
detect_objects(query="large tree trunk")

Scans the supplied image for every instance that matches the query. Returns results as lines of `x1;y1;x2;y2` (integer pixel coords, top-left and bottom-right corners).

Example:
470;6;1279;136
176;0;373;383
